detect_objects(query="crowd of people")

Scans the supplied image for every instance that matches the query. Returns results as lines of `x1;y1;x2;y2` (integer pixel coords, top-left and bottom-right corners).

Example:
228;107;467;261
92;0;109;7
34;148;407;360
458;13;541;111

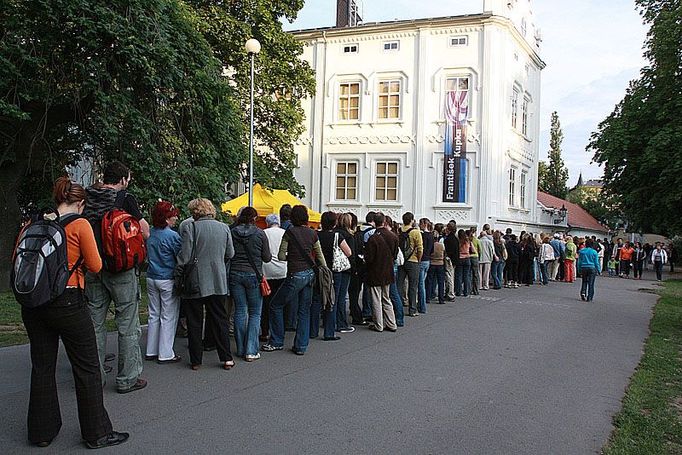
16;161;677;449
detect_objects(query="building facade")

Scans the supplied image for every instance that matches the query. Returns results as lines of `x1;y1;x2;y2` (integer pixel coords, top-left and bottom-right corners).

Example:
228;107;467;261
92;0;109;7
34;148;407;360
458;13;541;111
291;0;546;231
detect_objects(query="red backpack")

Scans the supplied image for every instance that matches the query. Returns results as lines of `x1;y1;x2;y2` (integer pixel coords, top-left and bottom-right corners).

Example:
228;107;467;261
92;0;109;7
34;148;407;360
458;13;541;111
101;208;146;273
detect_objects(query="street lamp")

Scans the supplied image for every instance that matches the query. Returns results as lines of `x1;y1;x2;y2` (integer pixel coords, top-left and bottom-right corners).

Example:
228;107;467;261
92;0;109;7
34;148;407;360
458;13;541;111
245;38;261;206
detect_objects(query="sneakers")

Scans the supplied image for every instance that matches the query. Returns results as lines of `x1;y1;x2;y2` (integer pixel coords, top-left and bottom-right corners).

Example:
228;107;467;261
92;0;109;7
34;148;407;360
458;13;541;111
261;344;283;352
339;326;356;333
85;431;129;450
580;293;586;301
245;353;261;362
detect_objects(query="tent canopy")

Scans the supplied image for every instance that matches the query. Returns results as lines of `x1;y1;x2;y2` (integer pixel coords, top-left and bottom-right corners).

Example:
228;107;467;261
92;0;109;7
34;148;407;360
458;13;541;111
221;184;321;224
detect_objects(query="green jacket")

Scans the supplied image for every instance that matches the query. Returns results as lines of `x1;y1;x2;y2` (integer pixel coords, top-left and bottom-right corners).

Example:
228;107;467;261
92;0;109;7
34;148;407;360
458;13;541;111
565;241;577;261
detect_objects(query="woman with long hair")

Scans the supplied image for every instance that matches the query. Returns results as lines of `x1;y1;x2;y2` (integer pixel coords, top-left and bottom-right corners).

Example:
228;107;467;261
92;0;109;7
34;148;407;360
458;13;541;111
20;177;128;449
334;213;356;333
456;229;472;297
230;206;271;361
633;241;646;280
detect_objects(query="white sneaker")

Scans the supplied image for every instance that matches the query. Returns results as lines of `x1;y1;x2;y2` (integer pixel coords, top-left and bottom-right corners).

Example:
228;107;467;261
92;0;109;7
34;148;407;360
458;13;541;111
245;353;261;362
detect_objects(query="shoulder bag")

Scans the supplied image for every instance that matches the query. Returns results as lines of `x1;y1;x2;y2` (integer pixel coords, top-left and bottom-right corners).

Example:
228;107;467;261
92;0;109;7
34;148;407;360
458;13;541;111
331;232;351;272
235;233;271;297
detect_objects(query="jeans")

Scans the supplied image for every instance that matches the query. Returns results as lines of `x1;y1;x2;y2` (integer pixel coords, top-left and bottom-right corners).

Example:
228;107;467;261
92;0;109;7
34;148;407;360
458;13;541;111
399;261;421;315
230;271;263;357
654;261;664;280
390;264;404;326
310;289;336;339
269;269;315;351
491;260;504;289
581;268;597;301
85;269;143;390
455;258;471;296
145;278;180;361
417;261;430;313
540;260;550;285
427;264;445;303
334;272;351;330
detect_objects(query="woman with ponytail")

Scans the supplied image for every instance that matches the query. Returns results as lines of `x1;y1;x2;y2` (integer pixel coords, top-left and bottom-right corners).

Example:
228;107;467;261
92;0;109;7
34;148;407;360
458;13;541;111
20;177;128;449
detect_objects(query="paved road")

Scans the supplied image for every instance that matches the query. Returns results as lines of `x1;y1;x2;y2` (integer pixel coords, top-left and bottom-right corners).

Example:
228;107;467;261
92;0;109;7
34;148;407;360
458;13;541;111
0;273;660;454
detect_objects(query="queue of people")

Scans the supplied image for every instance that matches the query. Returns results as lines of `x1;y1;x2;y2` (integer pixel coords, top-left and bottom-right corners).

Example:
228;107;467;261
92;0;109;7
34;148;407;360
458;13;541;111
14;162;676;449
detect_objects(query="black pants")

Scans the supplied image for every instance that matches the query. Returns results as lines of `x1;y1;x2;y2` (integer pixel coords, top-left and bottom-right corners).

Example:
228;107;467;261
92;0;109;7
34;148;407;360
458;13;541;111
634;260;644;278
348;272;364;323
21;290;113;443
184;295;233;366
261;279;285;338
506;260;519;283
654;261;664;280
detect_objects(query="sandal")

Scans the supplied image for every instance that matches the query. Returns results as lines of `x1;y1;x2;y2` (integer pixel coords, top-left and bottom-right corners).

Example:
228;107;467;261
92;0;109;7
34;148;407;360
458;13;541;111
223;361;235;370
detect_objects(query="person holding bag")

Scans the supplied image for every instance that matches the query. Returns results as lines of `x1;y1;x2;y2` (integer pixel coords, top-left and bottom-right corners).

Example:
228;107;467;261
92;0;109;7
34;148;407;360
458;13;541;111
229;207;272;362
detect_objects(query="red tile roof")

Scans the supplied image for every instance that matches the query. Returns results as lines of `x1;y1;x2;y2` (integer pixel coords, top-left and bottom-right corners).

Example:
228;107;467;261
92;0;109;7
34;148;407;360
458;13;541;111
537;191;609;233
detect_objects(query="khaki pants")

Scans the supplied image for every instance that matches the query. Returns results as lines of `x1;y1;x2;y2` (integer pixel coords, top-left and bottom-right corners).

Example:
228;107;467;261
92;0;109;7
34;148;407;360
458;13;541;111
479;262;491;290
445;257;455;299
370;285;397;331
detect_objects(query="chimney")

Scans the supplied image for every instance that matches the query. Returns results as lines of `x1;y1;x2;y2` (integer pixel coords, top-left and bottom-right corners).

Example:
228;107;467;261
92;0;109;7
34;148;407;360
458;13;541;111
336;0;362;28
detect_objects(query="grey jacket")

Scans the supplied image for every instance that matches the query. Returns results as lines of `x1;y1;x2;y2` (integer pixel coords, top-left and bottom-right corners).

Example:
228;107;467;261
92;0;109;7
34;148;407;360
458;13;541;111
177;217;234;298
230;224;271;276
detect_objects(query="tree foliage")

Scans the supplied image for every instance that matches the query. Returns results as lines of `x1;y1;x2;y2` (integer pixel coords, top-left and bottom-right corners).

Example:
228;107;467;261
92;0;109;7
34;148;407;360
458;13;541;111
566;187;622;229
589;0;682;236
539;111;569;199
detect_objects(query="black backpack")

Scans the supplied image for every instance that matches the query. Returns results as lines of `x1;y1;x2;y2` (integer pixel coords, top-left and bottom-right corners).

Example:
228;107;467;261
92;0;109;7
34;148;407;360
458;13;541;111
400;227;416;260
10;213;83;308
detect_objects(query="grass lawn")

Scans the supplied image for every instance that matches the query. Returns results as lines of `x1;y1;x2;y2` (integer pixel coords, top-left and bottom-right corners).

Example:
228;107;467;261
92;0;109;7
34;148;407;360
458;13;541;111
603;279;682;454
0;278;150;348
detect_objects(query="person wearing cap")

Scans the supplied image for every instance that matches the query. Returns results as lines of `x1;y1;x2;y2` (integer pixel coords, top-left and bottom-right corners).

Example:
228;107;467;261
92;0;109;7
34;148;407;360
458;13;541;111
549;233;564;281
145;201;182;364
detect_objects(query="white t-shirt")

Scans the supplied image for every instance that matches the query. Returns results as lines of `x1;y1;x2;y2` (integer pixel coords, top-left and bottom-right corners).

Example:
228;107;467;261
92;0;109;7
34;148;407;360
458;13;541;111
263;226;288;280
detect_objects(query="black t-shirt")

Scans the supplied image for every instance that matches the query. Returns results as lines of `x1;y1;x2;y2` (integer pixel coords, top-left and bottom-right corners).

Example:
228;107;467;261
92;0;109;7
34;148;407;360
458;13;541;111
421;231;435;261
116;190;143;220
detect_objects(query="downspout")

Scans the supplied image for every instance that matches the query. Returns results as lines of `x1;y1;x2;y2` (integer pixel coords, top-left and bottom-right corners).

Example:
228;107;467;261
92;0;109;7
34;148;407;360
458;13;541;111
318;30;329;212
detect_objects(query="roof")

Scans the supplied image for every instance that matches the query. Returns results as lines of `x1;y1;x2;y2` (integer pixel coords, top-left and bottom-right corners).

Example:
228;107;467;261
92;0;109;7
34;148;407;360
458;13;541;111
537;191;609;234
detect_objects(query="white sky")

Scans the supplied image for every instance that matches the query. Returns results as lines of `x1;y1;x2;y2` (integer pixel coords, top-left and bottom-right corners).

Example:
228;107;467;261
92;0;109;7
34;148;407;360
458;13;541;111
282;0;648;185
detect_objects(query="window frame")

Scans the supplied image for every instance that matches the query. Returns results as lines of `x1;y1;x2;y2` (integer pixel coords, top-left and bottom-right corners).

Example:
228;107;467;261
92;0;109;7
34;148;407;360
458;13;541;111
383;40;400;51
374;160;400;203
337;81;362;122
520;170;527;208
509;167;517;207
377;79;402;121
511;88;519;129
343;43;359;54
521;97;529;136
334;161;360;202
449;36;468;47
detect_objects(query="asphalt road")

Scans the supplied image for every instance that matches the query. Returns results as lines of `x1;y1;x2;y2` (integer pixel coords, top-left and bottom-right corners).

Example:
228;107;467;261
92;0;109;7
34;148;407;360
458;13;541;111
0;272;659;454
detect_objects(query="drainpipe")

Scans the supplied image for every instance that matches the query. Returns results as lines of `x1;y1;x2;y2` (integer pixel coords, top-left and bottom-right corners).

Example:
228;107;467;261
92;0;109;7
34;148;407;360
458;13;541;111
318;30;328;212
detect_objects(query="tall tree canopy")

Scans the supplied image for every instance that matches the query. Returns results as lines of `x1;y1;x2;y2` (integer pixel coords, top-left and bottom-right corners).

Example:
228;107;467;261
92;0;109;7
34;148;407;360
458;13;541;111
0;0;313;288
539;111;569;199
589;0;682;236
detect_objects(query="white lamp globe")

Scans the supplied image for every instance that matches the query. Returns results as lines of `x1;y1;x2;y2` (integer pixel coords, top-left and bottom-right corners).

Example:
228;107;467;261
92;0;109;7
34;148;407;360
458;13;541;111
245;38;261;54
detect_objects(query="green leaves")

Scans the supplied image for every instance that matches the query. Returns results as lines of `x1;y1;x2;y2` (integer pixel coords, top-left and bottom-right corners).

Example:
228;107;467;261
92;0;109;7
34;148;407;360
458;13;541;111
539;111;570;199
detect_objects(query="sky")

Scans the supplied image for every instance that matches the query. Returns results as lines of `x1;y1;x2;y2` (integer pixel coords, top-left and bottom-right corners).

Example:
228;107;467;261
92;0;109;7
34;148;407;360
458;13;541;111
282;0;649;186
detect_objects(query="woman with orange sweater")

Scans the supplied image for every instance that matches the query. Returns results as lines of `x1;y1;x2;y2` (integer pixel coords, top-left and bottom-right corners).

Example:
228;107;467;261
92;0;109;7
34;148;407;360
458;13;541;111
20;178;128;449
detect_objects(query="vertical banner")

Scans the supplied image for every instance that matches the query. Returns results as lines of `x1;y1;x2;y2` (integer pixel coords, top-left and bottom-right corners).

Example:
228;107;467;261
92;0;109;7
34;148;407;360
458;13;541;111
443;90;468;203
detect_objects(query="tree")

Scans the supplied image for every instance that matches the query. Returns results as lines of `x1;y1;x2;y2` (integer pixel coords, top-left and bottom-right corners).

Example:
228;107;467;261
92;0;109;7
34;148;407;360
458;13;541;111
567;187;622;229
539;111;569;199
589;0;682;236
0;0;245;287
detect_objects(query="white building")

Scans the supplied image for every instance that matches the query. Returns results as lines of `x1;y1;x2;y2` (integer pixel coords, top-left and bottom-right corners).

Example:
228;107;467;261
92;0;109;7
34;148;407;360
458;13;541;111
290;0;547;231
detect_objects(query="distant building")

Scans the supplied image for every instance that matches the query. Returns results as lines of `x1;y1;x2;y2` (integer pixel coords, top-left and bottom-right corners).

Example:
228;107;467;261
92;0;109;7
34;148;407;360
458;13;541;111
568;172;603;200
538;191;609;239
290;0;548;232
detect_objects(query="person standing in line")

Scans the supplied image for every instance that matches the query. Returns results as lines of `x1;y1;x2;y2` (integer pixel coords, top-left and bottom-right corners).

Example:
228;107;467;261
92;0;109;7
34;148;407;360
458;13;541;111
278;204;295;330
177;198;235;370
478;230;495;291
651;243;668;281
385;216;405;327
633;241;646;280
549;233;564;281
577;239;602;302
563;236;577;283
263;205;326;355
347;212;365;326
335;213;357;334
230;206;272;362
505;234;520;288
20;178;129;449
358;212;378;323
261;214;287;342
456;229;472;296
417;218;434;314
612;238;624;276
398;212;424;316
365;213;399;332
427;224;447;304
518;234;535;286
491;231;506;290
84;161;148;393
443;221;459;300
469;228;481;295
602;238;611;273
539;236;555;285
145;201;182;364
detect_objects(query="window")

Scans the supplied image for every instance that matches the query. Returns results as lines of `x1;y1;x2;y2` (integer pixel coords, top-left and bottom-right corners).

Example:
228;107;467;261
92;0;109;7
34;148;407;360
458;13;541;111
509;167;517;206
521;18;527;36
375;161;399;201
383;41;399;51
520;171;527;208
339;82;360;121
343;44;359;53
335;162;358;200
522;98;529;136
378;80;401;120
450;36;468;47
511;88;519;129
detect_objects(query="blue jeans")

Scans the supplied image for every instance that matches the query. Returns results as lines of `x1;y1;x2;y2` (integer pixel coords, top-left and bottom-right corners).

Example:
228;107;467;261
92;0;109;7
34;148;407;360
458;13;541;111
491;260;504;288
455;258;472;296
230;271;262;357
269;269;315;351
310;289;336;339
540;261;550;285
334;272;351;330
427;264;445;303
581;268;597;301
417;261;430;313
390;264;404;326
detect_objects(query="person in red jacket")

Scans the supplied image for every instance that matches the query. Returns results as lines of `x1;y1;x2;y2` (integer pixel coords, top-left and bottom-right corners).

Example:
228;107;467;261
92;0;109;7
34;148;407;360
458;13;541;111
619;242;635;278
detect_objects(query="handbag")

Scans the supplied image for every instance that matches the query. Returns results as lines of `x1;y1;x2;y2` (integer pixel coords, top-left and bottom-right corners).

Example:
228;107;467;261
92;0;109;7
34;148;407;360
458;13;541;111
331;232;351;272
287;228;335;310
236;233;271;297
177;222;199;298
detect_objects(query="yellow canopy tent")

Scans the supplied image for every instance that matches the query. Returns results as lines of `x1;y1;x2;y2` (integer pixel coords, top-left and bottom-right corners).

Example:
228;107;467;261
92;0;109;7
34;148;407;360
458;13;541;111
221;184;321;227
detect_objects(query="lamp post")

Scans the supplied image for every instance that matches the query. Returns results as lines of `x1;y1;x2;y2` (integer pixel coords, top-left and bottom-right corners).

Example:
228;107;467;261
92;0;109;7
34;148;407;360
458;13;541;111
245;38;261;206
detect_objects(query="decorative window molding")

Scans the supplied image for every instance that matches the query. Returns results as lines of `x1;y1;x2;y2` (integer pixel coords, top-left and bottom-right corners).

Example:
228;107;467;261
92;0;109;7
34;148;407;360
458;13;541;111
343;43;359;54
383;40;400;51
449;35;468;47
338;81;361;121
377;80;401;120
509;166;517;207
520;170;527;208
334;161;359;201
374;160;400;202
521;97;529;136
511;88;519;129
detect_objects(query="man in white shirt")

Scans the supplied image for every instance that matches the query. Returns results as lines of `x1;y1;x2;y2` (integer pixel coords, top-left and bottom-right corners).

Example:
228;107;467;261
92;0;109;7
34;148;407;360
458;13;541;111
262;214;288;341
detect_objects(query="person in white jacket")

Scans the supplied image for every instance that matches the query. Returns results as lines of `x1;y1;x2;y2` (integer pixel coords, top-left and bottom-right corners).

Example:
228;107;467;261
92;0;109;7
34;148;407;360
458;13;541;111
539;236;556;285
651;243;668;281
478;232;495;290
